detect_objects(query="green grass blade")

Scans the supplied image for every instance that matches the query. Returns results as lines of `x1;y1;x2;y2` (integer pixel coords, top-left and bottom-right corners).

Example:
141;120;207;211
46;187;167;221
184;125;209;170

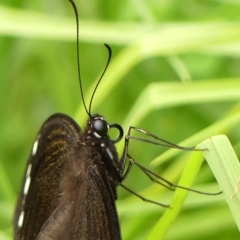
147;151;204;240
198;135;240;232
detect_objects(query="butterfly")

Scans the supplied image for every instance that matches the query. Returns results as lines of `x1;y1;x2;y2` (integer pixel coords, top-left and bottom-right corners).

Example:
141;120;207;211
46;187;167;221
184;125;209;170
14;1;221;239
14;1;125;239
14;111;123;239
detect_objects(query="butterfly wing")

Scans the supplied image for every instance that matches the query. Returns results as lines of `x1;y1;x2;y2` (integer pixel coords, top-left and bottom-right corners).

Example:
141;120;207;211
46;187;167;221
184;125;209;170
14;113;121;240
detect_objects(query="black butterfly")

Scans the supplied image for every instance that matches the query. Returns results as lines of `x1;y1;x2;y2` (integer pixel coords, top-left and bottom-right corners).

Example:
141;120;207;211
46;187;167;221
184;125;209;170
14;1;125;239
14;112;123;239
14;1;220;239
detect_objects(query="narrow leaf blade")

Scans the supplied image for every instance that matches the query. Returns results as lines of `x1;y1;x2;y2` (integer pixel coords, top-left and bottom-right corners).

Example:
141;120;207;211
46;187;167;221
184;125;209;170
198;135;240;231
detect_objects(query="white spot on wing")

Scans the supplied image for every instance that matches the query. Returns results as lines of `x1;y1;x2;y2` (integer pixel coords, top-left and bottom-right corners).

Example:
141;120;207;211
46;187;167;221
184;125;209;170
18;211;24;228
32;135;40;156
23;175;31;196
26;163;32;177
23;164;32;196
17;163;33;229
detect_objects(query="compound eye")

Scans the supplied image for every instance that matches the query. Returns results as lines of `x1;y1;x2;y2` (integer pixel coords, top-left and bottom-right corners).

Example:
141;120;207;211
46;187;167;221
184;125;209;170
93;119;108;136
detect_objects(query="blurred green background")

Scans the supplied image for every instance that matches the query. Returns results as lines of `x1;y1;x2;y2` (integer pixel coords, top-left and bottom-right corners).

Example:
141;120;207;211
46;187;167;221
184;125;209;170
1;0;240;239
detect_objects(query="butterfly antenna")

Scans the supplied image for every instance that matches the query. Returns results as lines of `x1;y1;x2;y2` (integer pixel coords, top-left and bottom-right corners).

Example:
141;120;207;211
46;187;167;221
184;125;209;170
68;0;90;117
88;44;112;115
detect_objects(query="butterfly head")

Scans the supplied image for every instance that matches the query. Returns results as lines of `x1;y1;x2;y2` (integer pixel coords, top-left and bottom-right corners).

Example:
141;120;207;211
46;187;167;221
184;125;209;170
83;114;124;177
85;114;123;145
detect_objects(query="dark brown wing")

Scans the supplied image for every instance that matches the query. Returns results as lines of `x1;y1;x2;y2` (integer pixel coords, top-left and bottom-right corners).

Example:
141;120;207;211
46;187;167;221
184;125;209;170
14;113;81;239
37;143;121;240
14;113;121;240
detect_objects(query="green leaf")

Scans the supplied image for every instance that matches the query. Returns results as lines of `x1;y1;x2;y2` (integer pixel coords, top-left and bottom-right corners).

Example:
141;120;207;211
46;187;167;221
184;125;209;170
198;135;240;232
147;150;204;240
